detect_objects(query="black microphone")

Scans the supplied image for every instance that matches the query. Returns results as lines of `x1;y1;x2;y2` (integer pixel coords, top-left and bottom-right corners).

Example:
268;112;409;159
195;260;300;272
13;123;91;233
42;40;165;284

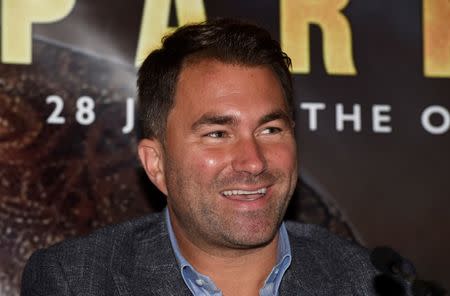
370;246;447;296
370;246;407;296
371;246;416;281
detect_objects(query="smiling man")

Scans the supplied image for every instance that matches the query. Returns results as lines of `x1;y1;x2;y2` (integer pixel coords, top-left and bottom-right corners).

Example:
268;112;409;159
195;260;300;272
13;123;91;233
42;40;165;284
22;19;386;296
139;58;298;295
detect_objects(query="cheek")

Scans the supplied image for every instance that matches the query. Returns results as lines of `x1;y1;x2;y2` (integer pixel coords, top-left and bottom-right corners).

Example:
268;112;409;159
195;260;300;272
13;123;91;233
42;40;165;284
205;158;218;168
266;142;297;169
191;147;228;172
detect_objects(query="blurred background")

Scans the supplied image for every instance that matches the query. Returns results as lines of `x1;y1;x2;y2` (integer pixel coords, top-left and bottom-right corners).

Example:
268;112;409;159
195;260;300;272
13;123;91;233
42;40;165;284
0;0;449;295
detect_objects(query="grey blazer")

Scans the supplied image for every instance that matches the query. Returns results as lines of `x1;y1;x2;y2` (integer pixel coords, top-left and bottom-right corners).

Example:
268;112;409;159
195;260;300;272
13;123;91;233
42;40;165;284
21;212;389;295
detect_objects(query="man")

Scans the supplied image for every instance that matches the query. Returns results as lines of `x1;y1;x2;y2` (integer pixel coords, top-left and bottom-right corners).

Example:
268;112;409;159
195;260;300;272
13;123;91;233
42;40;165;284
22;19;386;295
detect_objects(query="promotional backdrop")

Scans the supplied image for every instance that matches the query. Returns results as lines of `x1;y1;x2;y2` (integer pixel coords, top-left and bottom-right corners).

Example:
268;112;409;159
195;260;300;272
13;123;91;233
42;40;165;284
0;0;449;295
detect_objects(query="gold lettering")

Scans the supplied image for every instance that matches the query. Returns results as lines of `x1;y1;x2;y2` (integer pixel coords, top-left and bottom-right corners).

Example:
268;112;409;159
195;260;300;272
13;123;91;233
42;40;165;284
281;0;356;75
1;0;75;64
424;0;450;78
135;0;206;66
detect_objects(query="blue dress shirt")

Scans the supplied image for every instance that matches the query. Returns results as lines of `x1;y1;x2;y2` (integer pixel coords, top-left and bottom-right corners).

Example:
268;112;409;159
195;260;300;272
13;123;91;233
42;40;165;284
165;208;292;296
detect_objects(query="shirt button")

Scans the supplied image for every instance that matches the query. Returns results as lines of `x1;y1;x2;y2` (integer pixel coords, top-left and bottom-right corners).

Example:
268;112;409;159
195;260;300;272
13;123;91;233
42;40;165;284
274;268;279;274
195;279;205;287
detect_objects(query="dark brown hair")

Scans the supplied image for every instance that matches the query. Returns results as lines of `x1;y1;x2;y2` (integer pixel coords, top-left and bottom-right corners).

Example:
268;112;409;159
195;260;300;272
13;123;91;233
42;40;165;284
137;18;293;140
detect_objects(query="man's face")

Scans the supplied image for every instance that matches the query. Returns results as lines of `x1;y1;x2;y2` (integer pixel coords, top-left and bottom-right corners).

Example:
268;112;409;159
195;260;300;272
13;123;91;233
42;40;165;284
145;59;297;251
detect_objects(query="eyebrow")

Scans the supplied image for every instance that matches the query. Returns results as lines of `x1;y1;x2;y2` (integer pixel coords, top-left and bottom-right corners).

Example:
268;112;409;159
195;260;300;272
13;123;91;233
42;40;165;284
191;109;292;132
258;109;292;126
191;113;238;131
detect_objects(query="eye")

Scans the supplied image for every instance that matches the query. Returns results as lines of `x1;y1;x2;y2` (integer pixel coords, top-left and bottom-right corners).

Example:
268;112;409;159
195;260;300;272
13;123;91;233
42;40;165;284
205;131;228;138
260;127;282;135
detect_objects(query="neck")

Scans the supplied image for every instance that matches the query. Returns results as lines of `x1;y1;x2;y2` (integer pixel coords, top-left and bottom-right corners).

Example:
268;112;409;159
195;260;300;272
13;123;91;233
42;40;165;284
171;217;279;296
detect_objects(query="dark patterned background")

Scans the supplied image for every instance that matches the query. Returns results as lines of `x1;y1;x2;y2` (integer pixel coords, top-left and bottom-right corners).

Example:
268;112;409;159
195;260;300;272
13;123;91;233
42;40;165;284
0;39;355;296
1;0;449;294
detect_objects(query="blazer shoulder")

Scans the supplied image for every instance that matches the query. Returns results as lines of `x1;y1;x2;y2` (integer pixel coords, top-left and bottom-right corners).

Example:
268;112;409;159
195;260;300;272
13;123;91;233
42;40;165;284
285;221;379;294
285;221;369;258
22;212;166;295
284;222;416;296
25;213;164;273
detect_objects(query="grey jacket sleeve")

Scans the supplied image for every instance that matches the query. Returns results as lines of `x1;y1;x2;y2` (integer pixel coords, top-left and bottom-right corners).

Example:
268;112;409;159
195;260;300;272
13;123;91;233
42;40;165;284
21;249;72;296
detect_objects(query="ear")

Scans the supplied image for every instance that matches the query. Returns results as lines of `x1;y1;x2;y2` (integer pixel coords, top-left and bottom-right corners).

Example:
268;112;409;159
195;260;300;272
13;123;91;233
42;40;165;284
138;138;168;195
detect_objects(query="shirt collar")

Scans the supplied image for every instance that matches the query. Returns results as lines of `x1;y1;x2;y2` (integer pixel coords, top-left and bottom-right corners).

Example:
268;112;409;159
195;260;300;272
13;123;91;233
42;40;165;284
165;208;292;296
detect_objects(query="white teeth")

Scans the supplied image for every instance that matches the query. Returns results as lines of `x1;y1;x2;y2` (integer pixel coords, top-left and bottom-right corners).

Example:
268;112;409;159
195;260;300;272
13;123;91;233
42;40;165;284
222;188;267;196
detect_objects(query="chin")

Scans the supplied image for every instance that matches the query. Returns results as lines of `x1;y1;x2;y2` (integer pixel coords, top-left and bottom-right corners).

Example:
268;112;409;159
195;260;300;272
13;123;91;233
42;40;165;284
224;221;280;248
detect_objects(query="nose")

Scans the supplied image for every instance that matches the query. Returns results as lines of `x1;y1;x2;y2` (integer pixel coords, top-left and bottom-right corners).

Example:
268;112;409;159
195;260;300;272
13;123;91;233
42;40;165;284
231;137;267;175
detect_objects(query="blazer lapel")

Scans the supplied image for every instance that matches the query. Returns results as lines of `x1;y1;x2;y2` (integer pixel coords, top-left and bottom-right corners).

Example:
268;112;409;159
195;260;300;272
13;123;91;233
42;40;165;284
110;213;191;296
279;229;336;296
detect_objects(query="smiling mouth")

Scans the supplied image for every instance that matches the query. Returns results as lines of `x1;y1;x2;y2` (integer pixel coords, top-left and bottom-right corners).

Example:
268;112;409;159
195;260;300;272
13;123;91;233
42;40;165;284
221;187;268;201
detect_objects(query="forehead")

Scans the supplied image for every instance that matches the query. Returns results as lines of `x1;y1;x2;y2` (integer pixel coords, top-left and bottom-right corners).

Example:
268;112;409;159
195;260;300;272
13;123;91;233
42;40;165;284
171;59;288;118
